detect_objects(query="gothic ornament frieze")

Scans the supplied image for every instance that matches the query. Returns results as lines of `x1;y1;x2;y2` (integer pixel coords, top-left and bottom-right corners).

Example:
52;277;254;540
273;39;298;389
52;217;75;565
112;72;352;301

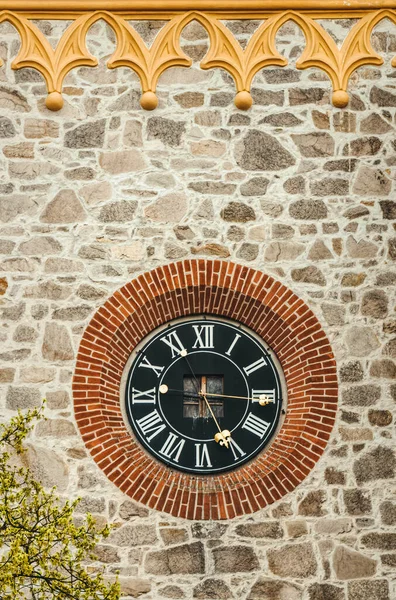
0;5;395;111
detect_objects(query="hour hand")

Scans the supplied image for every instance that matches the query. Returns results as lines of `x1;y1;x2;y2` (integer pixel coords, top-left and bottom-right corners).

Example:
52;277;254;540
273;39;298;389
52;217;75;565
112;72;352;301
214;429;231;448
159;385;232;449
159;385;201;400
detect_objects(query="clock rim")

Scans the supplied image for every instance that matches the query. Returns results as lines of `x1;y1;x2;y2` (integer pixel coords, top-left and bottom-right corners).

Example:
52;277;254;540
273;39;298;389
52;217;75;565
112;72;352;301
120;314;288;475
73;259;338;520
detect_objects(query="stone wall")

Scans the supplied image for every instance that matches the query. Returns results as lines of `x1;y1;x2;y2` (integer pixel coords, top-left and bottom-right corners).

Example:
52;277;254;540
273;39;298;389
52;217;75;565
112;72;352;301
0;15;396;600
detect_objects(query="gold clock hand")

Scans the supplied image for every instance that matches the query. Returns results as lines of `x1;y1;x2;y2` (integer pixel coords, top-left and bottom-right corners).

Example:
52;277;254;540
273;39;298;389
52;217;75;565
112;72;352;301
159;385;231;448
214;429;231;448
159;386;273;406
159;385;199;397
201;391;274;406
178;352;231;447
178;349;202;398
200;392;231;449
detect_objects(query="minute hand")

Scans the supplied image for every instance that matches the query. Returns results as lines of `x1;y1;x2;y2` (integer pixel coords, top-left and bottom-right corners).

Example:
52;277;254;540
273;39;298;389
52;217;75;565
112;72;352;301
164;388;273;404
202;391;273;403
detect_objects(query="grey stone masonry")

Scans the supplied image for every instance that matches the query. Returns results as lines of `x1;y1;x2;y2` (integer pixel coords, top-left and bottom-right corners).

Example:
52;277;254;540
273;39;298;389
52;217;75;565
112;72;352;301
0;15;395;600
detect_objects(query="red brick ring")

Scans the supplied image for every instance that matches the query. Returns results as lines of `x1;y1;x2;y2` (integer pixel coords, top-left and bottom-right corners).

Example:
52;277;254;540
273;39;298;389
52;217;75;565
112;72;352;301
73;260;337;520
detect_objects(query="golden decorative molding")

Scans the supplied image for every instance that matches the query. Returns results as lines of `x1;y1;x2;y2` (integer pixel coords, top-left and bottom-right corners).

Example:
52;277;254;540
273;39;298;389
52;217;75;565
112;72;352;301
0;8;395;111
0;11;98;110
1;1;396;11
106;12;192;111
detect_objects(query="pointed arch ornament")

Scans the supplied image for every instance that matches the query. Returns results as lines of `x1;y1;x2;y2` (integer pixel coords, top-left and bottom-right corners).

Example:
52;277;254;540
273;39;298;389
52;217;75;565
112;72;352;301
1;2;395;110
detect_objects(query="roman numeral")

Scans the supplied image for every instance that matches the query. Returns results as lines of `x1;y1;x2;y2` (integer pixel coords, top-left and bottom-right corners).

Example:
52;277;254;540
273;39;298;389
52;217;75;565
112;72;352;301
229;438;246;461
160;331;186;358
243;356;267;376
192;325;214;349
252;389;276;403
139;355;164;378
242;413;270;439
159;432;185;463
136;409;166;441
131;387;156;404
225;333;241;356
195;443;212;468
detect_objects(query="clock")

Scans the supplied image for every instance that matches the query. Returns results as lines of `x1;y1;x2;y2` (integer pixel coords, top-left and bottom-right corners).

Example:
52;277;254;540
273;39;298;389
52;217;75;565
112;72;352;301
122;316;286;475
73;259;337;519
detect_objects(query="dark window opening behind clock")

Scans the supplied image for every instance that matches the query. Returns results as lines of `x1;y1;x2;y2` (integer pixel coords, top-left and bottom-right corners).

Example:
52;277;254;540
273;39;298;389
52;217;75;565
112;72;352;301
183;375;224;419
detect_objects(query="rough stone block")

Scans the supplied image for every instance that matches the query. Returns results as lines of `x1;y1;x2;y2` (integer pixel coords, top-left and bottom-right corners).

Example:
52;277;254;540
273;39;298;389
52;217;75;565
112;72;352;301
193;579;232;599
361;533;396;551
308;583;344;600
36;419;77;437
380;502;396;526
345;327;380;357
119;578;151;598
343;489;372;515
333;545;376;580
42;322;74;361
45;390;70;409
147;116;185;147
289;199;327;220
248;579;302;600
291;266;326;286
267;542;317;578
0;116;16;137
354;446;395;484
99;150;146;174
145;542;205;575
160;528;188;546
291;132;334;157
110;524;158;547
145;193;187;222
98;200;137;223
6;386;41;409
235;521;283;539
40;189;86;223
236;130;295;171
213;545;259;573
21;445;69;491
348;580;389;600
220;202;255;222
64;119;105;148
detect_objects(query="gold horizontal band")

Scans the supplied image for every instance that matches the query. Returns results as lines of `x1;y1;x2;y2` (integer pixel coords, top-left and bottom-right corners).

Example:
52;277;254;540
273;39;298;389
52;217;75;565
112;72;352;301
5;11;388;18
0;0;395;11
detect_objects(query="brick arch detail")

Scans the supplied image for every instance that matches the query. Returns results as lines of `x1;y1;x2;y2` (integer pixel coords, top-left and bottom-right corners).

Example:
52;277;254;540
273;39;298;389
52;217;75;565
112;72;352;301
73;260;338;520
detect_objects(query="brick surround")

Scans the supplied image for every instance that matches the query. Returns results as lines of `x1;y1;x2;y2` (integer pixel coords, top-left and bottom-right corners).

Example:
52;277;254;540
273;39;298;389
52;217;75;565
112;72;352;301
73;259;337;520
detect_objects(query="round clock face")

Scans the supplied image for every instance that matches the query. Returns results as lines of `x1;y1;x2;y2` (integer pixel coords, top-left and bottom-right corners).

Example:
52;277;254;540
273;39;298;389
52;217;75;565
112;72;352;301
123;316;285;475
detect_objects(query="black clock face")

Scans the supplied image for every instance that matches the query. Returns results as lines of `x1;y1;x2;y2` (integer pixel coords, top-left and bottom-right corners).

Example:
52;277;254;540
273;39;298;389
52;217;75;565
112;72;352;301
123;316;285;475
